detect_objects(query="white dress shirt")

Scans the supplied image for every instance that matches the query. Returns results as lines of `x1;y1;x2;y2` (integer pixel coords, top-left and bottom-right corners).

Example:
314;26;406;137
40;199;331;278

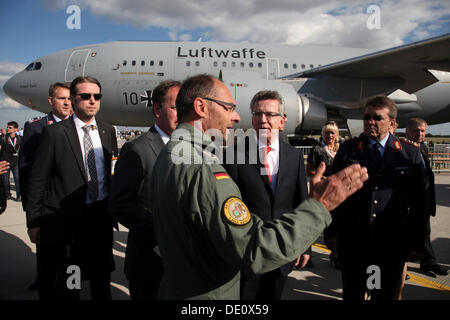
255;134;280;193
73;114;107;203
154;123;170;145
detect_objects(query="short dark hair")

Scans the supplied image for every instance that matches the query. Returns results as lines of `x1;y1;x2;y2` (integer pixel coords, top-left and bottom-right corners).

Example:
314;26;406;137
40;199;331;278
49;82;70;97
364;95;397;119
176;74;218;121
7;121;19;129
250;90;285;115
407;117;427;129
152;80;181;116
70;76;102;96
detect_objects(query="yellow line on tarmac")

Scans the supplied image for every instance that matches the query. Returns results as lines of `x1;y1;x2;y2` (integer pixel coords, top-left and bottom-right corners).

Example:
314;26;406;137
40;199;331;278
312;243;450;294
408;273;450;294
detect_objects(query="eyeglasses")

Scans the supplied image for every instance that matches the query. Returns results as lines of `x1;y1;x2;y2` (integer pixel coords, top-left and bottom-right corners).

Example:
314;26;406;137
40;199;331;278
203;97;236;112
251;110;282;119
363;114;384;121
76;93;103;101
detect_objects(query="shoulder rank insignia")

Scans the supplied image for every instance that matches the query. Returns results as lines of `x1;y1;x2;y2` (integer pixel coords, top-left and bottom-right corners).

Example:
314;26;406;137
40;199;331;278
394;140;402;150
214;172;229;180
398;137;419;148
223;197;251;226
357;140;364;151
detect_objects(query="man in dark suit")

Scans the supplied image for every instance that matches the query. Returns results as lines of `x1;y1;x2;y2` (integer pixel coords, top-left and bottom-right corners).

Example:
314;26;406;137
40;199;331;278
26;76;118;300
224;90;309;300
405;117;447;276
19;82;72;291
109;80;180;300
330;95;427;300
0;121;21;201
19;82;72;214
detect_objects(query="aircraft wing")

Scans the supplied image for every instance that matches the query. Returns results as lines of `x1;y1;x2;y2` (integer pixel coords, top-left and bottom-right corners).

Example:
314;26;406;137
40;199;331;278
284;33;450;93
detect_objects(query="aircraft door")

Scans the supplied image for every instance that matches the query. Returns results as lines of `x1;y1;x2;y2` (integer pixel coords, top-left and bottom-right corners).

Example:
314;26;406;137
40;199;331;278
65;49;91;82
267;58;279;80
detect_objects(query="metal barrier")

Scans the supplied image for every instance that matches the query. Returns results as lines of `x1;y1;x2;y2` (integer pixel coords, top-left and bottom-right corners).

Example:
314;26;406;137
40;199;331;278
295;146;313;159
429;144;450;173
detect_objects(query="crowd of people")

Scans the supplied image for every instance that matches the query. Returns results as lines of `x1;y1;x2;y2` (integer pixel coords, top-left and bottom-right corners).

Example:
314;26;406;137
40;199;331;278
0;74;447;301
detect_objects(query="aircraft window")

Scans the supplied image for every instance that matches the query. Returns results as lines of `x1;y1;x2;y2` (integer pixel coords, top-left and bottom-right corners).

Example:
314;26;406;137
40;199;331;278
222;62;227;67
195;61;200;67
141;61;145;66
132;60;136;66
249;62;254;68
284;63;288;69
310;64;314;68
26;63;34;71
301;64;305;69
213;61;218;67
232;62;236;68
159;61;163;66
186;61;191;67
240;62;245;68
34;62;42;70
258;63;262;68
150;61;154;66
293;64;297;69
123;60;127;66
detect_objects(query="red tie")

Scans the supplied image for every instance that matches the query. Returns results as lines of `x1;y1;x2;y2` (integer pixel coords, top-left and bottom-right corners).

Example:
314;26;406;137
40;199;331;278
264;146;272;183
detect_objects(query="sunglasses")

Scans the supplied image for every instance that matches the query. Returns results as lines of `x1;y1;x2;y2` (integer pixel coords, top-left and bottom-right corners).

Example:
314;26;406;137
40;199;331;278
77;93;103;101
363;114;384;121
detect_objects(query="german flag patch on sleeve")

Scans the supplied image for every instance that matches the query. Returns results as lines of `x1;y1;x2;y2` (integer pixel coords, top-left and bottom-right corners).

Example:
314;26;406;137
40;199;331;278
214;172;229;180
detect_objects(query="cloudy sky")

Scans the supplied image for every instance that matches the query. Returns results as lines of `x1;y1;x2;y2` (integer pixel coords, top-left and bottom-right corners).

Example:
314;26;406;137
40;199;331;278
0;0;449;132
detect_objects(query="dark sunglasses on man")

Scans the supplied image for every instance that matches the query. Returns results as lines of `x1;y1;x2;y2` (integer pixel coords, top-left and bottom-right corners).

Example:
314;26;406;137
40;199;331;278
76;93;103;101
363;114;384;121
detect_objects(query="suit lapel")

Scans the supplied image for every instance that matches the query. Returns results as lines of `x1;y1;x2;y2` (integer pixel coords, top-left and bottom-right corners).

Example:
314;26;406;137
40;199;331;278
63;118;86;180
97;120;113;176
274;141;289;198
147;126;165;157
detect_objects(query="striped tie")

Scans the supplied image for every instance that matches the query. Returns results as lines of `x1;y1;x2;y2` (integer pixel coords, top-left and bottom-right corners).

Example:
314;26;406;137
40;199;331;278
82;125;98;202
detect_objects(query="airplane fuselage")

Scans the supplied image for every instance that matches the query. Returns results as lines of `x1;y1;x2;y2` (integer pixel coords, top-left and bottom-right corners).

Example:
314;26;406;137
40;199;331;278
4;40;449;133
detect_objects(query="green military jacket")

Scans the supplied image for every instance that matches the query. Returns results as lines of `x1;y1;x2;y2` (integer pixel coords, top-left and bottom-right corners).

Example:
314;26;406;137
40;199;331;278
151;123;331;299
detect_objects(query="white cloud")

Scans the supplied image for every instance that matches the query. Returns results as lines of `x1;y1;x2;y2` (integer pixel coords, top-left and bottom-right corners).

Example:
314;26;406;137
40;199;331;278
63;0;450;49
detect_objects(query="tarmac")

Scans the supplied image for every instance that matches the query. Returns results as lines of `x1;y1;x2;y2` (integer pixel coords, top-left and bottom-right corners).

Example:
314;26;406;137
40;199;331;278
0;173;449;300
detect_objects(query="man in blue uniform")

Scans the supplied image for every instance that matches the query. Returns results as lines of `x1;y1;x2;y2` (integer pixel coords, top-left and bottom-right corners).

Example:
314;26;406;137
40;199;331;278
330;95;427;300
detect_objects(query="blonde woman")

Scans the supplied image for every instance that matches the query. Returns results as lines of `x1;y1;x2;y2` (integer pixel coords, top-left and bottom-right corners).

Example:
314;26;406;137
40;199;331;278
306;121;341;268
306;121;340;177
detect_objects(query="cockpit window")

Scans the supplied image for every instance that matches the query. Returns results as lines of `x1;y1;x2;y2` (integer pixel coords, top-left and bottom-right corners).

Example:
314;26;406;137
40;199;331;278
25;62;42;71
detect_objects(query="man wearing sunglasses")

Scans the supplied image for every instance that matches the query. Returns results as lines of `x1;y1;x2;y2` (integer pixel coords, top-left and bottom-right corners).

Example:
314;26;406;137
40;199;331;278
329;95;427;300
224;90;310;300
26;76;118;300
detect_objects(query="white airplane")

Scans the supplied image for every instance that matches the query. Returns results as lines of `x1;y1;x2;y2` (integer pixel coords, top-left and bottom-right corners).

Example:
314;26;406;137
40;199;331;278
3;33;450;135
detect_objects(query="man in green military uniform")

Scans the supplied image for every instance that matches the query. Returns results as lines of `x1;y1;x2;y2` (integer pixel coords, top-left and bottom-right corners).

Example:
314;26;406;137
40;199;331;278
151;74;368;299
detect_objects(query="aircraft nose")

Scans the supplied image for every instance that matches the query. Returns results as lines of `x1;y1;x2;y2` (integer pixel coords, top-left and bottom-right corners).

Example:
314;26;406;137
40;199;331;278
3;73;24;105
3;76;13;98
